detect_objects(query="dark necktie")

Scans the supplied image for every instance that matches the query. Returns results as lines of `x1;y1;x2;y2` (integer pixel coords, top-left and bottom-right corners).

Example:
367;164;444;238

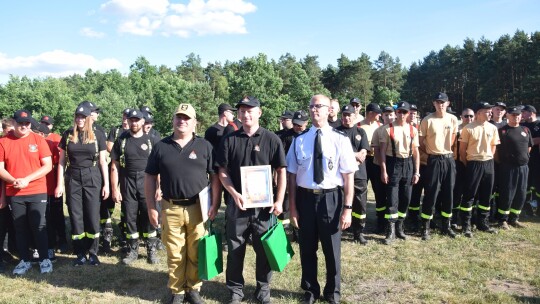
314;129;324;184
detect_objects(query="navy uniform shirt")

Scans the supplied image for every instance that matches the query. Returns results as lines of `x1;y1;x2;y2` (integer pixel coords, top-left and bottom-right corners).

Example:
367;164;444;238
204;123;226;151
498;125;533;166
286;125;357;189
145;135;214;200
216;126;286;194
59;129;106;169
521;120;540;164
336;125;369;180
111;132;160;172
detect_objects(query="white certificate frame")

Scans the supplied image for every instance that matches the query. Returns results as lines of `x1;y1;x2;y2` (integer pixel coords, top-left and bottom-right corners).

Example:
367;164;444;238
240;165;274;208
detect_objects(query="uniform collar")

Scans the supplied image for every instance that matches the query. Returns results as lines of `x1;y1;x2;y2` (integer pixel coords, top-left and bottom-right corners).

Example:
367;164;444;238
310;124;333;135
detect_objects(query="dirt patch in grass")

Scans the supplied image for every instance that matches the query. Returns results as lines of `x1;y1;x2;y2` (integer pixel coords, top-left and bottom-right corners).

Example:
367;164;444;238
346;279;414;303
487;279;538;298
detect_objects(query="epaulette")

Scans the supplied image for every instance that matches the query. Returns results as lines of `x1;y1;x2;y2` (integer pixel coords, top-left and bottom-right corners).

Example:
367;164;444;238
294;129;310;138
332;128;347;137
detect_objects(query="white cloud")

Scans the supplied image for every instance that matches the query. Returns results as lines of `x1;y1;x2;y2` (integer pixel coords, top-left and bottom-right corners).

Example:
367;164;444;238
100;0;256;37
80;27;106;38
0;50;122;79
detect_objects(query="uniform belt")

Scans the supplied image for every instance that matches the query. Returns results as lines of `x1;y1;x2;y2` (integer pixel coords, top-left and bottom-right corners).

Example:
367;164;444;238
299;187;338;194
168;197;198;206
428;153;453;159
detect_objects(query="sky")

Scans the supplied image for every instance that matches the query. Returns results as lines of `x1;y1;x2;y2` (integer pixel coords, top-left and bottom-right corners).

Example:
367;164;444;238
0;0;539;84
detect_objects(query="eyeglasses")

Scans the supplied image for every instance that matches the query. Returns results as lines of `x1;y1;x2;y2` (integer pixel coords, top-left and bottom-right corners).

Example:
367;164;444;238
309;104;328;109
463;115;474;118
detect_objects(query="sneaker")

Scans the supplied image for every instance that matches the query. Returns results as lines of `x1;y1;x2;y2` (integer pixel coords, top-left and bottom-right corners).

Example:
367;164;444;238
39;259;53;273
13;260;32;275
48;249;57;263
88;254;100;266
73;254;87;266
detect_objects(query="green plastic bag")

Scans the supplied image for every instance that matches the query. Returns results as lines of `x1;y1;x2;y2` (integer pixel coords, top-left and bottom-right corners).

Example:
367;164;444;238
198;221;223;280
261;215;295;272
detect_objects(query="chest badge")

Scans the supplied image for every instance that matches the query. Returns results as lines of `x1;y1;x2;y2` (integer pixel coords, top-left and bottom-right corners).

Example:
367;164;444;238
521;131;527;137
328;158;334;170
29;144;38;152
355;135;361;141
189;150;197;159
141;143;148;151
254;145;260;152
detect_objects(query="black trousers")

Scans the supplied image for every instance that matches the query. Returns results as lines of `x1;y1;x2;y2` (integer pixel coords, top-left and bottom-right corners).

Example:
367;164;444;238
0;207;16;256
47;195;67;249
410;164;427;212
453;160;467;212
498;163;529;221
225;204;272;302
297;187;342;302
385;157;413;221
66;166;102;256
351;179;368;234
366;156;386;217
121;170;155;239
8;194;48;262
421;155;455;220
460;160;495;218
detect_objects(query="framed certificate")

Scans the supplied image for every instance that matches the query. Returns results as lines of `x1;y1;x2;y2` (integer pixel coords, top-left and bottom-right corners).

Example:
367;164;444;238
240;165;274;208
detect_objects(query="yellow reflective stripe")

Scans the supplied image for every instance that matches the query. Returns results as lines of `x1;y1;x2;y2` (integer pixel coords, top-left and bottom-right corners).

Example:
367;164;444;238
397;212;407;218
352;212;366;219
376;207;386;212
72;233;86;240
477;204;490;211
408;206;420;211
86;232;101;239
460;206;473;212
100;218;112;224
108;208;114;213
491;192;499;199
126;232;140;239
498;209;510;215
441;211;452;218
384;213;398;219
420;213;433;220
510;208;521;215
143;231;157;238
535;193;540;198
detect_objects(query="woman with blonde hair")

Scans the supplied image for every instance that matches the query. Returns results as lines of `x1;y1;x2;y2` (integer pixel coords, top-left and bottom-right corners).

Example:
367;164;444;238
55;104;109;266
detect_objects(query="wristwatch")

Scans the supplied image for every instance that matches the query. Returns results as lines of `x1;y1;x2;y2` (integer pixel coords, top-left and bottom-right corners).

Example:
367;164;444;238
343;205;353;209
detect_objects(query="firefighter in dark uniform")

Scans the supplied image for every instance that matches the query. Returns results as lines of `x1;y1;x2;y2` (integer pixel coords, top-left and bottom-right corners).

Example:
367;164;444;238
140;105;162;140
337;105;370;244
520;105;540;216
496;106;533;229
111;109;160;264
379;101;420;245
55;104;109;266
275;110;294;138
489;102;507;221
217;96;286;304
146;103;220;304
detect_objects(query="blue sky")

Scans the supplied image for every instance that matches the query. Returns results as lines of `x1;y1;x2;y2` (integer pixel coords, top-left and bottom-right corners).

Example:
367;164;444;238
0;0;538;84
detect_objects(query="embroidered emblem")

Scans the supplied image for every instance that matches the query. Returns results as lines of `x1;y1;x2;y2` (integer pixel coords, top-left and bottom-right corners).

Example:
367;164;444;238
521;131;527;137
141;143;148;150
328;158;334;170
29;144;38;152
254;145;260;152
189;150;197;159
355;135;361;141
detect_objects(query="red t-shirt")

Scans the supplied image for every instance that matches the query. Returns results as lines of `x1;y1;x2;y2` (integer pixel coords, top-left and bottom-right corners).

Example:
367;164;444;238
45;133;61;195
0;131;52;196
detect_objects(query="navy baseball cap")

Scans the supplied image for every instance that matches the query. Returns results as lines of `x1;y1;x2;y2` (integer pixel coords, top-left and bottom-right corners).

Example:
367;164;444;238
472;101;494;113
365;103;382;114
140;105;153;115
278;110;294;119
522;105;537;113
40;115;55;125
218;103;236;114
127;109;145;119
410;104;418;111
74;105;92;117
396;101;411;111
236;96;261;108
507;106;522;115
13;109;33;124
341;105;355;114
434;92;449;102
292;110;309;125
494;102;507;109
350;97;361;104
78;100;100;113
383;106;395;113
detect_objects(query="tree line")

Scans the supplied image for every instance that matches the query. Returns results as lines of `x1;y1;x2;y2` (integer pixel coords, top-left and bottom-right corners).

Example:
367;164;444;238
1;29;538;135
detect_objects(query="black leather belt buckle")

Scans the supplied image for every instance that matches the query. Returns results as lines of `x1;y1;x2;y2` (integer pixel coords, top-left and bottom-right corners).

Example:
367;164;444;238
302;187;337;194
169;198;196;206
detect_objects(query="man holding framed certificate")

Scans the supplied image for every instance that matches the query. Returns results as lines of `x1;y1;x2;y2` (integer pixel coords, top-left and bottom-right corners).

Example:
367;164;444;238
217;96;287;304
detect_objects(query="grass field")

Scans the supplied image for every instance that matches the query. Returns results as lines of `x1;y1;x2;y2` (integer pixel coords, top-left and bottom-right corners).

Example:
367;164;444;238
0;199;539;304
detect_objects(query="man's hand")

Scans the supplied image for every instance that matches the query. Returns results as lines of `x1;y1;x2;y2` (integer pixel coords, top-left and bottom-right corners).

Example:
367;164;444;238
112;188;122;204
101;186;110;200
412;174;420;185
208;205;219;221
269;200;283;216
13;178;29;189
340;209;352;230
290;209;299;229
381;171;389;184
232;192;246;211
148;207;159;228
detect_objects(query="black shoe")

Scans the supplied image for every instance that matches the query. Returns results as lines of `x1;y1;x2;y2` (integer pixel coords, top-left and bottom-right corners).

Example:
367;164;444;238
300;292;319;304
353;233;368;245
72;254;87;266
88;254;100;266
170;294;185;304
462;225;473;238
185;290;205;304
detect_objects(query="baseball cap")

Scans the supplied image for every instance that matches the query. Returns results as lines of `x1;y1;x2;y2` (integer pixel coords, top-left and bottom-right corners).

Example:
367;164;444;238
506;106;522;115
218;103;236;115
494;102;507;109
410;104;418;111
123;108;133;116
341;105;355;114
383;106;395;113
365;103;382;114
236;96;261;108
522;105;537;113
292;110;309;125
140;105;153;115
434;92;449;102
143;111;154;123
350;98;361;105
472;101;494;113
74;105;92;117
278;110;294;119
396;101;411;112
175;104;196;119
127;109;145;119
78;100;100;113
40;115;55;125
13;109;33;124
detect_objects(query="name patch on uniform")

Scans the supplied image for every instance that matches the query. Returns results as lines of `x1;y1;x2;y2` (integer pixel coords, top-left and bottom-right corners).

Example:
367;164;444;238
28;144;38;152
141;143;148;150
254;145;260;152
189;150;197;159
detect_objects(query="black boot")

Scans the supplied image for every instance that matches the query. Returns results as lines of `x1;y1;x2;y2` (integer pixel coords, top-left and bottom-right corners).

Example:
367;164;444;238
440;218;457;238
421;220;431;241
383;222;395;245
146;237;159;264
101;227;113;255
461;211;473;238
122;239;139;265
396;220;407;240
476;215;497;234
353;224;368;245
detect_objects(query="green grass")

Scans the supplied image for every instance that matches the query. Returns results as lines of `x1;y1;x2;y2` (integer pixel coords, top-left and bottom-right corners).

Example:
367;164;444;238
0;200;539;304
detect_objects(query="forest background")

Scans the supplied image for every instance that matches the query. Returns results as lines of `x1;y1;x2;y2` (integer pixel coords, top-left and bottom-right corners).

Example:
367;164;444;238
1;30;539;135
